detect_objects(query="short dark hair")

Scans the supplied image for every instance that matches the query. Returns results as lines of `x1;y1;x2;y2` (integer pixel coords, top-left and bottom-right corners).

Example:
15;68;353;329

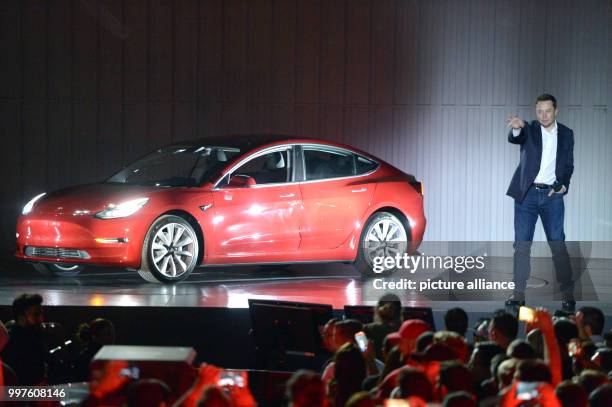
580;341;598;359
398;366;434;401
471;341;504;367
443;391;476;407
579;306;605;335
444;308;468;336
535;93;557;109
12;293;43;320
589;383;612;407
577;369;607;395
595;348;612;374
439;362;472;393
334;319;363;342
507;339;536;360
554;318;579;346
491;311;518;341
424;342;459;362
526;328;544;358
285;370;325;406
555;380;588;407
334;343;367;407
515;359;552;383
376;293;402;324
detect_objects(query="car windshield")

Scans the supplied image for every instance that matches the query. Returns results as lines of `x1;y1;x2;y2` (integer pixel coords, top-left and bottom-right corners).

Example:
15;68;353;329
107;145;241;187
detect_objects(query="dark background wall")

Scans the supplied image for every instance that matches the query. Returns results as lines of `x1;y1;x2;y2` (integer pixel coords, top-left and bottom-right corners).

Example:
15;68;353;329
1;0;611;260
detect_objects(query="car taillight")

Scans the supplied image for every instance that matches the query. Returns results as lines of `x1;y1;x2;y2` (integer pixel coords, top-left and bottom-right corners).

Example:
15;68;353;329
410;181;423;195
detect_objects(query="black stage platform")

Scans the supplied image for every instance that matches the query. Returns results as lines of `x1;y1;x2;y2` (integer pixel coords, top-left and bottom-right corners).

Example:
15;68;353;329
1;257;611;369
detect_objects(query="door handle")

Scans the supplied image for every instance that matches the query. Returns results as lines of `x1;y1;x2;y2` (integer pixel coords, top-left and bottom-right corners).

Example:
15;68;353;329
280;193;295;198
351;188;367;193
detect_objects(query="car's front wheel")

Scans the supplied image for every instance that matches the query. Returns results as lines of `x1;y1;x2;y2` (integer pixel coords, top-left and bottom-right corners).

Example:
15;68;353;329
355;211;409;276
32;263;85;277
137;215;199;283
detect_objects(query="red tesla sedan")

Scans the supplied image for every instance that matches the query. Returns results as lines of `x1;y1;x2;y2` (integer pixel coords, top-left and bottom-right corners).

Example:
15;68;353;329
15;136;425;283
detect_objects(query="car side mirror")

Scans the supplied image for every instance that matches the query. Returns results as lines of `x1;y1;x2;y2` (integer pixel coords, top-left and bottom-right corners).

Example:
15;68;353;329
228;174;256;188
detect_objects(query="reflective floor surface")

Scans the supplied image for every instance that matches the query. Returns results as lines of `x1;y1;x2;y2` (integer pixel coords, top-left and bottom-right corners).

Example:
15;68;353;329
1;257;612;315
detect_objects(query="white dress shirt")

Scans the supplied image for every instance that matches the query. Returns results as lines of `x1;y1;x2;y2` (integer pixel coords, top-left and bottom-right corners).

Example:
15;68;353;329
512;122;558;185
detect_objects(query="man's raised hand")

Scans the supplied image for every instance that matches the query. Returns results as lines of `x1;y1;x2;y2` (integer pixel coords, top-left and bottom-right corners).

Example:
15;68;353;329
506;115;524;130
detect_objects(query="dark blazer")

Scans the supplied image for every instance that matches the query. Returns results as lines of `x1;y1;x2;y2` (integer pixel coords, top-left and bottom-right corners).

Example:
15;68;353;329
506;120;574;203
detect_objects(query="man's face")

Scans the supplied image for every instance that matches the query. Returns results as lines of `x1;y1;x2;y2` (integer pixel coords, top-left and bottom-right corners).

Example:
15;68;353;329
322;322;336;352
536;100;557;129
488;321;499;344
23;305;44;326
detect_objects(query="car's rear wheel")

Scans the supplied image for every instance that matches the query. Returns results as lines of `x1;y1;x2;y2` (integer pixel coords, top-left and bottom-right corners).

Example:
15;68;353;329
137;215;199;283
32;263;85;277
355;211;409;276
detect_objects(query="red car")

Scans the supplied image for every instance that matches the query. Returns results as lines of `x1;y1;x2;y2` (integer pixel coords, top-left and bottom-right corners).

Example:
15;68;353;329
15;136;425;283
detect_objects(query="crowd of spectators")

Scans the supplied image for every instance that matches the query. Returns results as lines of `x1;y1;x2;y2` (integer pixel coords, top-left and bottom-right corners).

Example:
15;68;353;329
0;293;117;388
1;292;612;407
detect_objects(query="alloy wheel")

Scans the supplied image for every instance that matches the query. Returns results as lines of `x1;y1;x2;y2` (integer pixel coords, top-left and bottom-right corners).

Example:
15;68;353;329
151;222;197;277
363;215;408;269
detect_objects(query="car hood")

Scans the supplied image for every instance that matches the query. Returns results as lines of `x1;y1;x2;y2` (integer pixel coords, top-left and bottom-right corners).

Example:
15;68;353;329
30;183;163;216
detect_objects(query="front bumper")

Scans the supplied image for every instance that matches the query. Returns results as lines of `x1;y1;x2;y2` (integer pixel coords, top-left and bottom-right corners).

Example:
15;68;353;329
15;214;147;268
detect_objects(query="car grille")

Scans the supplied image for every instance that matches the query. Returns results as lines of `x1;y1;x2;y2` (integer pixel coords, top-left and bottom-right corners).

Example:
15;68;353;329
24;246;90;259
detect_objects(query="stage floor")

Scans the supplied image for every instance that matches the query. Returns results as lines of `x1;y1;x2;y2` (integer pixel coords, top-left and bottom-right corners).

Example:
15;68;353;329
1;257;612;316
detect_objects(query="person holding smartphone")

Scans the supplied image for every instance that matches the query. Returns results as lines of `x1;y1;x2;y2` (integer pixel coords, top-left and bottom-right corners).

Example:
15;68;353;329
505;94;575;311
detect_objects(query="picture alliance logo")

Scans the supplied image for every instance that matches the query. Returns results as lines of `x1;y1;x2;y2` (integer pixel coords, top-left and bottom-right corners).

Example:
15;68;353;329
371;253;487;274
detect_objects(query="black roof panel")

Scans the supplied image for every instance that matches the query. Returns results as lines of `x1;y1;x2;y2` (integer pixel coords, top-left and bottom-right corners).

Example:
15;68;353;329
170;134;305;150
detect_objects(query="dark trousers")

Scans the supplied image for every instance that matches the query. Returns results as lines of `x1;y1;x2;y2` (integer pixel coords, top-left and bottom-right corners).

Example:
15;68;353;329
513;186;574;296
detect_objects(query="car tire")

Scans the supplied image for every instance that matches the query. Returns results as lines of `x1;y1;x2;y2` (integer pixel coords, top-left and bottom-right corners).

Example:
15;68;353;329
354;211;409;277
138;215;199;283
32;263;85;277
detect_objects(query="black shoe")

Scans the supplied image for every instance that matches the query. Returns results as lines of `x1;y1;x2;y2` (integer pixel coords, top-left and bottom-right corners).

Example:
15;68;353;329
505;292;525;307
561;300;576;312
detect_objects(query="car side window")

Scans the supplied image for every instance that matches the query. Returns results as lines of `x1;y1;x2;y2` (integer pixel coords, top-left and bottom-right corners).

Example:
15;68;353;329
231;149;291;185
303;148;355;181
355;155;378;175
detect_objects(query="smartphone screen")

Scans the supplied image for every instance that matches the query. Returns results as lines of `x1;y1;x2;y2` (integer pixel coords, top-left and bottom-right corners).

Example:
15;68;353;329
518;306;535;322
354;331;367;352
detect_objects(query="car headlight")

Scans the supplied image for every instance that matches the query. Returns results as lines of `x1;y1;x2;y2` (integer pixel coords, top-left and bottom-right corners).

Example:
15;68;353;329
95;198;149;219
22;192;46;215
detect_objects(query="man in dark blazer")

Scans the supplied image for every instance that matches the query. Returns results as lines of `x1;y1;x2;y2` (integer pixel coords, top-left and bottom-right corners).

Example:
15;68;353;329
505;94;575;311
